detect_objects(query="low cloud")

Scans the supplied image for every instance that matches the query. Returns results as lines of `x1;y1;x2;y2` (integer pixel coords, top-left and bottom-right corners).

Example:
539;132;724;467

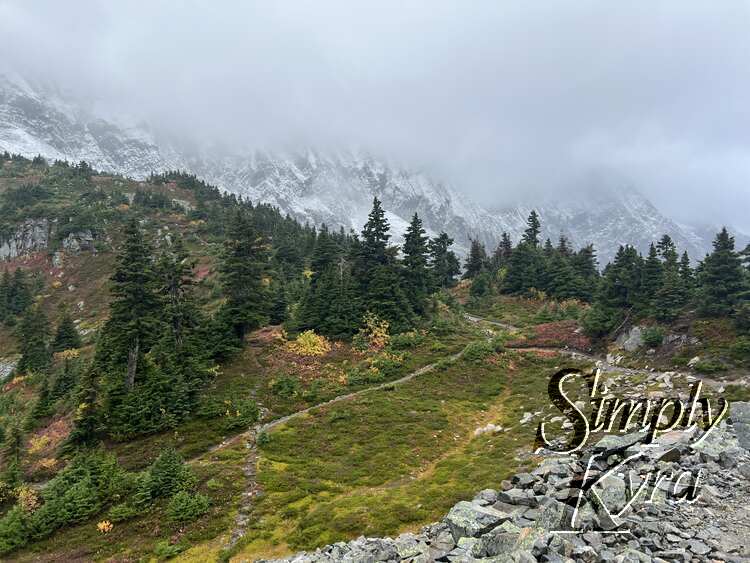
2;1;749;231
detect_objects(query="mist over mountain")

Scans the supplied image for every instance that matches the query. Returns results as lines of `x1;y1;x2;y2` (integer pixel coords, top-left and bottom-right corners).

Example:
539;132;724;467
1;72;736;265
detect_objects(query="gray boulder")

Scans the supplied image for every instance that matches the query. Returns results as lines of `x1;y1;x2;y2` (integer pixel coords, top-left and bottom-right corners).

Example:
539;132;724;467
444;501;511;541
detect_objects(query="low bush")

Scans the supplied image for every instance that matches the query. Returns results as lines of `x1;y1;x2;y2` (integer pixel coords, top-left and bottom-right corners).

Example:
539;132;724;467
271;376;301;398
693;359;727;374
388;331;425;350
148;449;197;499
153;540;188;558
462;340;501;363
287;330;331;357
642;326;665;348
107;502;142;523
730;337;750;365
166;491;210;523
222;397;260;432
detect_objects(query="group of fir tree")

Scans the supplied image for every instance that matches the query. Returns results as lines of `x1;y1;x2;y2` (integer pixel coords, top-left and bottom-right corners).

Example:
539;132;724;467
298;198;461;337
462;210;749;338
464;210;598;302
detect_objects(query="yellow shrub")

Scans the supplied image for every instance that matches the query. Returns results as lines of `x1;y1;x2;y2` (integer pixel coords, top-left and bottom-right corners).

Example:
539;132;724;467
286;330;331;356
16;485;39;513
28;435;51;455
58;348;81;360
39;458;58;470
97;520;113;533
355;312;390;350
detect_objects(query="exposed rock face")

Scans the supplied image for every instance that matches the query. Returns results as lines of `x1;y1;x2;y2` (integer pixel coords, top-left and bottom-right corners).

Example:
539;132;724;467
0;358;17;380
261;404;750;562
61;229;95;253
0;218;50;260
616;326;644;352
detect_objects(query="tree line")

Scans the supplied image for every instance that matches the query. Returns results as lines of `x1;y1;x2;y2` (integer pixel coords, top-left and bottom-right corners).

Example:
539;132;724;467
462;210;750;336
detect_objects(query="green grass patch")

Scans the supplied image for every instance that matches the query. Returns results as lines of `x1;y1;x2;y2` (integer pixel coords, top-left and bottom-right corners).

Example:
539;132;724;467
228;348;591;561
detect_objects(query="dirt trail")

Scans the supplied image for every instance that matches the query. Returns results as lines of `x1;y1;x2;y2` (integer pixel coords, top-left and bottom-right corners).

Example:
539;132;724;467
218;348;466;550
217;313;709;551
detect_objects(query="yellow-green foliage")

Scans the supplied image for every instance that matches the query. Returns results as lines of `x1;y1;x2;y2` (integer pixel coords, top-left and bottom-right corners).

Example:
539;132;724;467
354;312;390;350
15;485;39;513
287;330;332;357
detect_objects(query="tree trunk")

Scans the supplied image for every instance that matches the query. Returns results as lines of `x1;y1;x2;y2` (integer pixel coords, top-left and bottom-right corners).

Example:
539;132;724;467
126;336;139;389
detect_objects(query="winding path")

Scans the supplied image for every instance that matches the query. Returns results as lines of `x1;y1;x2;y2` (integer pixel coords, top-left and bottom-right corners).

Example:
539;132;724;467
215;313;710;552
218;348;468;550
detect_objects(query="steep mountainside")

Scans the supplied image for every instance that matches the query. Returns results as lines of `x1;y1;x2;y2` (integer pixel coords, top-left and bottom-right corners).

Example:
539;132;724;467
0;73;730;264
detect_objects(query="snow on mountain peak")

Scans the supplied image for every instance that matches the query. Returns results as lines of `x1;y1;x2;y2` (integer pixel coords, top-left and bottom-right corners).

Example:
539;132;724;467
0;73;726;264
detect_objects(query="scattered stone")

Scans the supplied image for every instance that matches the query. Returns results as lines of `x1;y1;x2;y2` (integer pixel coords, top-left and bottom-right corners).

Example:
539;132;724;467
264;403;750;563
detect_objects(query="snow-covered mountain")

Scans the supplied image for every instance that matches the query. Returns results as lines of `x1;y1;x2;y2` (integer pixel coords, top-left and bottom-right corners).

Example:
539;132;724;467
0;73;733;265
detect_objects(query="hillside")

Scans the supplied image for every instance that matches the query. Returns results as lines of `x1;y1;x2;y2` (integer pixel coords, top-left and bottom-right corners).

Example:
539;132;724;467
0;153;745;562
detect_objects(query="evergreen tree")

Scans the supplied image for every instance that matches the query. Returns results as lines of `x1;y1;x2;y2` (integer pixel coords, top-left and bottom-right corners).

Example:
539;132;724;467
52;309;81;352
99;218;161;389
679;251;694;296
8;269;31;317
63;368;100;451
428;233;461;289
491;232;513;269
366;263;415;333
269;282;288;325
546;252;579;300
26;377;53;429
570;245;599;301
0;271;10;321
583;245;643;337
358;197;390;272
218;211;269;345
521;210;541;247
657;234;678;264
1;423;22;484
16;304;51;374
639;243;663;315
469;270;492;299
151;237;212;415
401;213;430;313
542;238;554;257
157;237;199;349
503;242;544;295
557;235;572;257
298;225;343;331
354;199;414;331
310;225;339;283
463;238;488;279
51;351;80;400
313;261;360;339
698;228;747;316
655;265;685;322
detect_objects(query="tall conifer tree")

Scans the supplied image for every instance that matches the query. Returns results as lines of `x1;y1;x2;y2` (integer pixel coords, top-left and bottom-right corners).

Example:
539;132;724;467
401;213;430;313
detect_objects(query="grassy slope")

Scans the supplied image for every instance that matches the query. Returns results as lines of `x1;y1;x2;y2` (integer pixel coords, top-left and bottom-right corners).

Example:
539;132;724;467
215;347;591;561
8;321;480;561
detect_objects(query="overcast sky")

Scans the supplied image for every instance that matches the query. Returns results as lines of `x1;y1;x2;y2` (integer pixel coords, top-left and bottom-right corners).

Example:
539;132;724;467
1;1;749;231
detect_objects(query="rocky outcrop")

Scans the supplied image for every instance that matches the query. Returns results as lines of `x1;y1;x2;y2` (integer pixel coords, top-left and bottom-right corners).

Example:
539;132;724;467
261;404;750;562
0;218;50;260
615;326;644;352
61;229;95;253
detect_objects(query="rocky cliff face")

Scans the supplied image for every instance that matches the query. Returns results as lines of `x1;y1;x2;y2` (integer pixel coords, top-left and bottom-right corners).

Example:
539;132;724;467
262;405;750;562
0;74;184;178
0;73;734;264
0;218;51;260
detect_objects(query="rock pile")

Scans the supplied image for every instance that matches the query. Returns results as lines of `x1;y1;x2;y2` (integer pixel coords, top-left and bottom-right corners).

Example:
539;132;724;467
259;403;750;562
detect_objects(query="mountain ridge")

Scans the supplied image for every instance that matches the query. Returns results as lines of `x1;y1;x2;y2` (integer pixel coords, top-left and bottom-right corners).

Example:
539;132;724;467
0;73;739;264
